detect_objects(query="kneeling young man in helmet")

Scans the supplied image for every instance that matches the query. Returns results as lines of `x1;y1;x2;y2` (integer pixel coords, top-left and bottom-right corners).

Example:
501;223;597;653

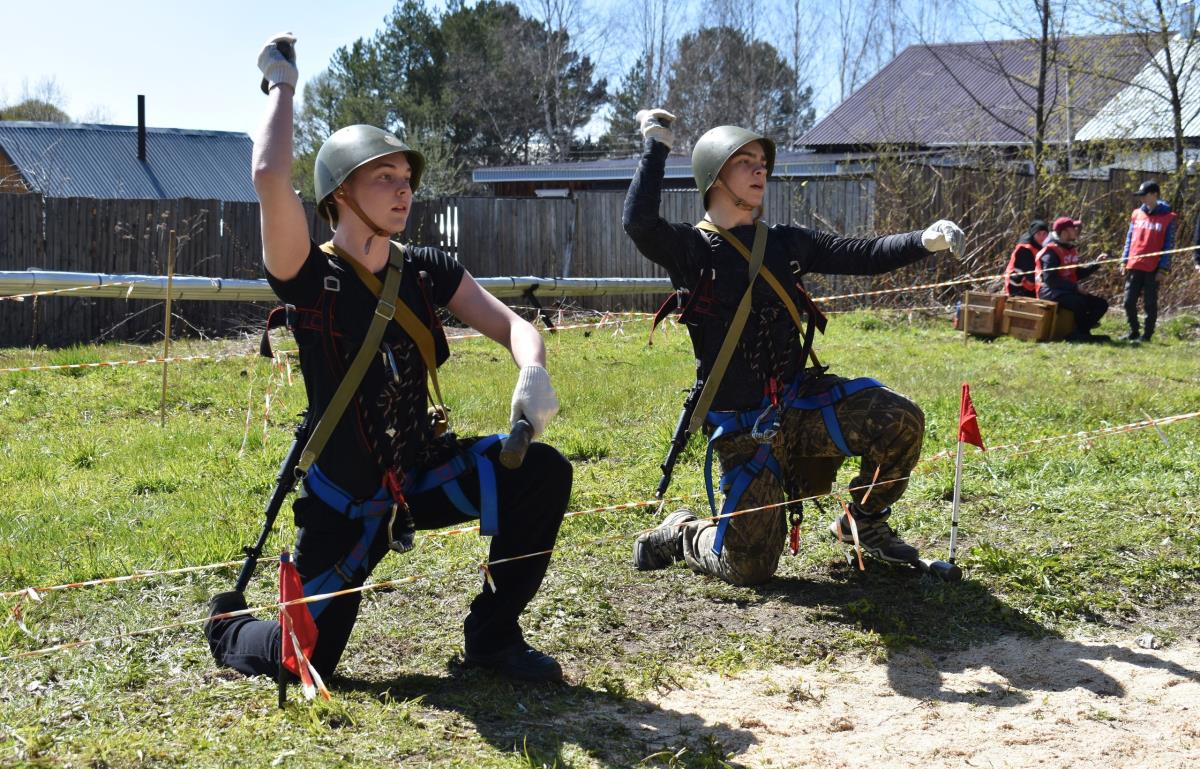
205;34;572;683
624;109;964;586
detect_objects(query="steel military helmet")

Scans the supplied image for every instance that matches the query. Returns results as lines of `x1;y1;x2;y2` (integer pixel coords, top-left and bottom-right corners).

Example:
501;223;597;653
314;125;425;222
691;125;776;206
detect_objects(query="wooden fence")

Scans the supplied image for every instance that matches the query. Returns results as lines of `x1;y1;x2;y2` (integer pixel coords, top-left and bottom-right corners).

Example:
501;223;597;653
3;165;1194;347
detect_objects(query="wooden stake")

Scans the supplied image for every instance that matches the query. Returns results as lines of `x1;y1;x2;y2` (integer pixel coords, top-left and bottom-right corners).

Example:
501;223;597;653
159;230;176;428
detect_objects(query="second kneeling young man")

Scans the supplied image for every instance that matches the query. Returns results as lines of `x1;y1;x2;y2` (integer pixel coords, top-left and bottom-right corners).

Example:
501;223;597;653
624;109;963;586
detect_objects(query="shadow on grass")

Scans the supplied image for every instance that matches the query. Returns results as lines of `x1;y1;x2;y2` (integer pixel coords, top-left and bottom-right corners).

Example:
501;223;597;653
336;666;757;768
755;563;1200;706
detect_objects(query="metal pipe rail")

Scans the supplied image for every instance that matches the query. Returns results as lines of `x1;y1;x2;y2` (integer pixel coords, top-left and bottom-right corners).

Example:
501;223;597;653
0;270;672;302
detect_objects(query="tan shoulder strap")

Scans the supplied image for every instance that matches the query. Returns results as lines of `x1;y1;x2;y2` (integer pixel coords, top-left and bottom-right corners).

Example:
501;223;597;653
687;220;768;433
319;241;447;409
696;220;806;332
297;245;406;476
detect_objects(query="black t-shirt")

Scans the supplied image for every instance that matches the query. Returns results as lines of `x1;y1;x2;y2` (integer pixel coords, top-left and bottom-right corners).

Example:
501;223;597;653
267;240;465;497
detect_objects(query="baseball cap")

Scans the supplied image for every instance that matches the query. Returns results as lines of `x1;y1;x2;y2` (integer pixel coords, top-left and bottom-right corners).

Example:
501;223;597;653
1135;180;1160;196
1052;216;1082;232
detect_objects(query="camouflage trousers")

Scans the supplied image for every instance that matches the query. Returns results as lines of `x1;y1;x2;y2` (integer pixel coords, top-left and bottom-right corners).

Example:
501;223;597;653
680;373;925;586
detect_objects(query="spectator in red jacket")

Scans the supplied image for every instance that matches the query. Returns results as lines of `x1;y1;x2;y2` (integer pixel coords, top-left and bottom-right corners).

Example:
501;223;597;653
1036;217;1110;342
1005;219;1049;297
1120;181;1176;342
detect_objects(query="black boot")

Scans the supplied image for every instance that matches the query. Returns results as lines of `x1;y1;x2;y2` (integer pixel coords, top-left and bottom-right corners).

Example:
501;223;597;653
204;590;249;658
464;641;563;682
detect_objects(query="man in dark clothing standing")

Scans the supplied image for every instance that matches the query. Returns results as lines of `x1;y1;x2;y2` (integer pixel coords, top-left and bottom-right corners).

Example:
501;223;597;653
1005;220;1049;298
1036;217;1110;342
1121;181;1176;343
623;108;964;586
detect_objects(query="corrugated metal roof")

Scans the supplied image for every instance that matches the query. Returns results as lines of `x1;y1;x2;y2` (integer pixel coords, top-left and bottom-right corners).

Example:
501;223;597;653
471;150;880;184
1076;34;1200;140
800;34;1160;148
0;121;257;201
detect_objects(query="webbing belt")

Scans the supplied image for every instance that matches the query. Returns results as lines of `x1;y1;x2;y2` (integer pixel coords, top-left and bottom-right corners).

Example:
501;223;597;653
300;434;505;620
704;376;884;554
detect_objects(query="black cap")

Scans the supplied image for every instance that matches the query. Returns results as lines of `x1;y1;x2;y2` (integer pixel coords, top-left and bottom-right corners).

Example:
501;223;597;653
1135;180;1160;196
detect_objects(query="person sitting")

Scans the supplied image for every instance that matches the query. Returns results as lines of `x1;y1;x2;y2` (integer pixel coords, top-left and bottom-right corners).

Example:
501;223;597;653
1036;217;1110;342
1004;220;1049;298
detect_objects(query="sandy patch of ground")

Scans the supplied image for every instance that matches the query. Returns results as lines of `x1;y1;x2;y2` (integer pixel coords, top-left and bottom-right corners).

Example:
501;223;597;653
633;635;1200;768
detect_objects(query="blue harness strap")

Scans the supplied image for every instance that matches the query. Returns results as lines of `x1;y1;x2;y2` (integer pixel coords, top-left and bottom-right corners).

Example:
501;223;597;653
297;434;505;619
710;443;783;554
405;434;503;535
783;377;883;456
702;376;885;556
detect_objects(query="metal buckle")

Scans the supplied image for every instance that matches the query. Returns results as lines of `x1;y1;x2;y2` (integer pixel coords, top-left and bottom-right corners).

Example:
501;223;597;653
323;275;340;292
750;405;779;443
374;298;396;320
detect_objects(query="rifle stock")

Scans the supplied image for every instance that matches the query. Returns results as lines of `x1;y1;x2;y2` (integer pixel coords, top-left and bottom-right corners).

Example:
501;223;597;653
234;411;311;592
656;381;703;499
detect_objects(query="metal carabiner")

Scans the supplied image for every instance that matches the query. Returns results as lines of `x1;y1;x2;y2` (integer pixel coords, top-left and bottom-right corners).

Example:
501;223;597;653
750;405;779;443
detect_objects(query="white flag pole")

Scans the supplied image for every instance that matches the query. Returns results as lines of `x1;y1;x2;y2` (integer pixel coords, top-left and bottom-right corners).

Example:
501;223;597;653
949;439;964;564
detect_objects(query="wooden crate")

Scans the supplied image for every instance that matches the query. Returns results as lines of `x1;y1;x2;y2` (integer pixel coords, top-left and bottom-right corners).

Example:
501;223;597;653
1002;297;1059;341
962;291;1006;336
1049;306;1075;340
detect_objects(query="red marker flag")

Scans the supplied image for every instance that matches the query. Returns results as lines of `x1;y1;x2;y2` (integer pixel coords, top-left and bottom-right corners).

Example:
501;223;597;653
958;382;985;450
279;549;329;700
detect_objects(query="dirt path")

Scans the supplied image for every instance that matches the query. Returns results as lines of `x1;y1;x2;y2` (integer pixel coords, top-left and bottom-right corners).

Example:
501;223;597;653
633;635;1200;768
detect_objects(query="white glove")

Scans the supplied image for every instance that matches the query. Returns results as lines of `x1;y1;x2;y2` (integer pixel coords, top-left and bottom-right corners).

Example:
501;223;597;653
922;219;965;255
636;108;676;149
257;32;298;93
511;365;560;439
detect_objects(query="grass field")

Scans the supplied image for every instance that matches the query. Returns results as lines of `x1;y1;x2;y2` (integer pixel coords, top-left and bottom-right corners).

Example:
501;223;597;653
1;308;1198;768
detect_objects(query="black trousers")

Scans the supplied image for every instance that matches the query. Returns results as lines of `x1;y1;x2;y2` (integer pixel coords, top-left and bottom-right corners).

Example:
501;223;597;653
206;440;572;679
1123;269;1159;335
1052;291;1108;332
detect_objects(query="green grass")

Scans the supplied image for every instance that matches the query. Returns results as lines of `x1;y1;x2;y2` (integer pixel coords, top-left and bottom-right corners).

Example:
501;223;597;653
1;310;1198;768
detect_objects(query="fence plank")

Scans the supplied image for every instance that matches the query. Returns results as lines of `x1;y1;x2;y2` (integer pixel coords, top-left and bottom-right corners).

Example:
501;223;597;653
4;164;1193;346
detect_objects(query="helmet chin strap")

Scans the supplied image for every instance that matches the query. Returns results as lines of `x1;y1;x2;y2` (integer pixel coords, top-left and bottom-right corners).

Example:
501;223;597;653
336;188;391;255
712;179;761;217
712;179;757;212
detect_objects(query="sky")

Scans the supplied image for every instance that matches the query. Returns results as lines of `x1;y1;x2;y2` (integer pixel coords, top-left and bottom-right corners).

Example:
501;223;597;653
1;0;1000;139
0;1;407;134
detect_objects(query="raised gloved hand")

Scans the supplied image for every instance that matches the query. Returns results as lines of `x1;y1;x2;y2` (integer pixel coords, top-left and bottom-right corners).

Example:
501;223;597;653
922;219;965;256
511;365;560;439
636;108;676;149
258;32;298;94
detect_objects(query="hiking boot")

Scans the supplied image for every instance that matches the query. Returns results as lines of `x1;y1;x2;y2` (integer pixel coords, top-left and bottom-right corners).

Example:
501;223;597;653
633;509;697;570
203;590;248;652
1125;330;1142;343
464;642;563;683
828;506;918;564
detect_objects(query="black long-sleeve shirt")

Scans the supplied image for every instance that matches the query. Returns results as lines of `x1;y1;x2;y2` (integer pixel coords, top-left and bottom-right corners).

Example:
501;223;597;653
622;139;933;411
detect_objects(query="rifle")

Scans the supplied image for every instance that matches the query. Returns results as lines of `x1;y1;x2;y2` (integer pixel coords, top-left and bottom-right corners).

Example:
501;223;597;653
234;411;312;593
656;380;703;499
